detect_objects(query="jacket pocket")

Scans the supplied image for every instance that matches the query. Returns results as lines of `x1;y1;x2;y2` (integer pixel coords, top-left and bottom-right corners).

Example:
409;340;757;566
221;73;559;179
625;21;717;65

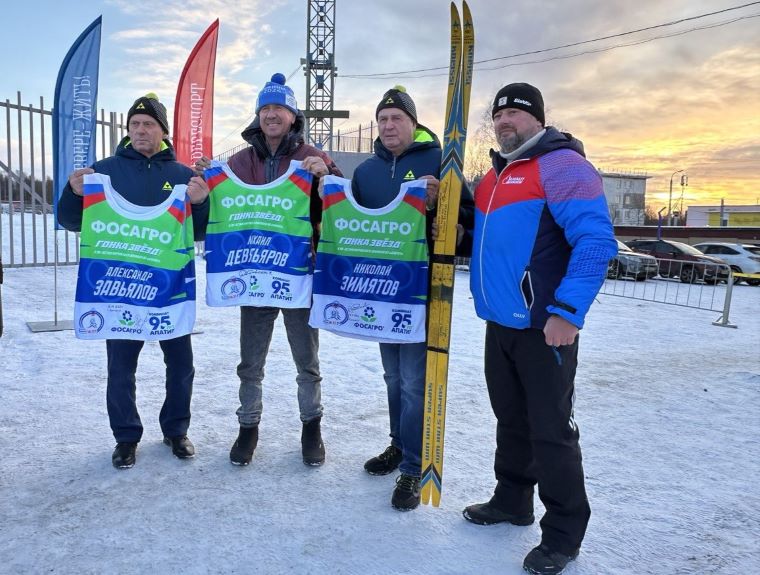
520;268;534;310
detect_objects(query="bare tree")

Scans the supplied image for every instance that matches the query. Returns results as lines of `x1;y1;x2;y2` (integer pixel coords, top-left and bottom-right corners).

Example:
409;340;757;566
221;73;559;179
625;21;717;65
465;100;495;182
643;205;659;225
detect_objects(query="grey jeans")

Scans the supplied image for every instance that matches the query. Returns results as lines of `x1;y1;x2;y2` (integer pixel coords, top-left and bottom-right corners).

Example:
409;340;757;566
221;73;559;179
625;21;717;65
236;306;322;426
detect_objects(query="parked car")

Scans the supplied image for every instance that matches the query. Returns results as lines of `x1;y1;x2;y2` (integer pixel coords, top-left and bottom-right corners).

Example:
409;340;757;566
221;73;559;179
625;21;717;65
625;239;729;284
693;242;760;286
608;240;659;281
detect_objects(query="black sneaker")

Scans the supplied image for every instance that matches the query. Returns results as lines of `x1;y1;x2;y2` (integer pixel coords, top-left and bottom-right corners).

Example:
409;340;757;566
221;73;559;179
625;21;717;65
463;498;535;526
301;417;325;466
364;445;402;476
391;473;420;511
112;442;137;469
523;544;579;575
230;426;259;466
163;435;195;459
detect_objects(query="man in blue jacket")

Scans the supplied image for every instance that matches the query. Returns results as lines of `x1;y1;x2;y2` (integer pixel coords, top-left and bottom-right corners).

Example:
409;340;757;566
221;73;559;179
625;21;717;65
58;93;210;469
461;83;616;575
353;86;474;511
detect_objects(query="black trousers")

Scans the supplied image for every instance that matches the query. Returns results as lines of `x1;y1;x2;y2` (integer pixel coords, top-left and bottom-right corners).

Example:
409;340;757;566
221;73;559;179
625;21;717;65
106;335;195;443
484;321;590;555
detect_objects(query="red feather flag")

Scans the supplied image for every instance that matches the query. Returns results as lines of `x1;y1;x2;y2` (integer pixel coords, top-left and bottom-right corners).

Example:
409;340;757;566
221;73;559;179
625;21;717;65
173;19;219;166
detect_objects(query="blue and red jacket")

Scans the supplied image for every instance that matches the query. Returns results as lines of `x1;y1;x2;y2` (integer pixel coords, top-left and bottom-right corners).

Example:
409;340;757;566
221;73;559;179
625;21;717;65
470;128;616;330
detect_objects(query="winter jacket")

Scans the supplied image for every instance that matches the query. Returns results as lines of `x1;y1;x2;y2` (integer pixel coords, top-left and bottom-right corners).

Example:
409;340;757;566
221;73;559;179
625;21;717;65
227;111;342;230
352;125;474;253
57;137;209;240
469;127;616;330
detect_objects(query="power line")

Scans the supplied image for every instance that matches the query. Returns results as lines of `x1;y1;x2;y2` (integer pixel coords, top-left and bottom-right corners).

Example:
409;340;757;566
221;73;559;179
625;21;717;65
474;14;760;74
344;13;760;80
342;2;760;79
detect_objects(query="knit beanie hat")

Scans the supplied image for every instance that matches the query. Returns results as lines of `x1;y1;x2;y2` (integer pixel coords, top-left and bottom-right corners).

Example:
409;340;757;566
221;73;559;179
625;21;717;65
256;73;298;115
375;85;417;123
127;93;169;134
492;83;545;125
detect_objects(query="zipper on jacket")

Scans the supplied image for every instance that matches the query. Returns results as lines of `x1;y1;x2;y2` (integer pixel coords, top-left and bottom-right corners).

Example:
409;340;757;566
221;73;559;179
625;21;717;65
477;159;529;309
520;266;534;310
266;155;282;184
391;156;396;179
146;160;151;199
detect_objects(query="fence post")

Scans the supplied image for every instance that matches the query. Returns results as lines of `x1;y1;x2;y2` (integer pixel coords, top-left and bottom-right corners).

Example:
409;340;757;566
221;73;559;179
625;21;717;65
712;271;738;328
357;123;361;153
109;111;119;154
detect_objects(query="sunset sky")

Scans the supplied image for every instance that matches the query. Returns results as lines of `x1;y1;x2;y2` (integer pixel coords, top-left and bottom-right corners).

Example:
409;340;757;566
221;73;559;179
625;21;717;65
3;0;759;210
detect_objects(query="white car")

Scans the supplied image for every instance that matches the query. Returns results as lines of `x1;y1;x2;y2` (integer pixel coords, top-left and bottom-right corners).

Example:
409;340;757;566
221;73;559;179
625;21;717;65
693;242;760;286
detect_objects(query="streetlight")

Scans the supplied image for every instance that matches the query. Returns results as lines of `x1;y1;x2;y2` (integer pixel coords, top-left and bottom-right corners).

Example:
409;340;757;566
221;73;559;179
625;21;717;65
668;169;684;226
678;174;689;223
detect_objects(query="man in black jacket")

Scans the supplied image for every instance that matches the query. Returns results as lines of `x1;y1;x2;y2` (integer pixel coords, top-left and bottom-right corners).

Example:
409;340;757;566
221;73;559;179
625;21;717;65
353;86;474;511
58;93;209;469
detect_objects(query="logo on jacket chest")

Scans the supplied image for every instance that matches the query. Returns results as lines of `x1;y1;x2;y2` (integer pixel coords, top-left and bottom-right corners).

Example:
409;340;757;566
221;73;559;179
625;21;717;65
502;175;525;185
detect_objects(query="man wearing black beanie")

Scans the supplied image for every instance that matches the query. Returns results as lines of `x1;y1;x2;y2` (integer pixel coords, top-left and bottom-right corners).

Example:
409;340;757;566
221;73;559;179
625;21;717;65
352;86;474;512
461;83;616;575
57;93;210;469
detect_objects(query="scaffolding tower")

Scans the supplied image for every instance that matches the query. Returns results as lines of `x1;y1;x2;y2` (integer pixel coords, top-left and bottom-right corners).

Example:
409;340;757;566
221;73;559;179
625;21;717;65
304;0;348;150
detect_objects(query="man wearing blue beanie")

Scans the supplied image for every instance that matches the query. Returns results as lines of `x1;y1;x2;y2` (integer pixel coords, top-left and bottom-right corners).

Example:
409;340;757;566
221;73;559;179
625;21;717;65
197;73;342;467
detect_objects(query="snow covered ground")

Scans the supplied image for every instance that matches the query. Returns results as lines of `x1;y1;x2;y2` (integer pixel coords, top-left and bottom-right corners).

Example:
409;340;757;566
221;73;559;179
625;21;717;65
0;262;758;575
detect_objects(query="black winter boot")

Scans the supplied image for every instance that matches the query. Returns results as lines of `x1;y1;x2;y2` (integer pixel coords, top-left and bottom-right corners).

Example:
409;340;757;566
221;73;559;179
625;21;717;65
364;445;402;475
230;426;259;466
163;435;195;459
301;417;325;466
112;442;137;469
463;497;535;526
523;544;579;574
391;473;420;511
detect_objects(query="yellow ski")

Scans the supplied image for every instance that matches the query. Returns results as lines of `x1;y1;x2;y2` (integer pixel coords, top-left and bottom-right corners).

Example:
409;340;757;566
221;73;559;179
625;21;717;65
420;0;474;507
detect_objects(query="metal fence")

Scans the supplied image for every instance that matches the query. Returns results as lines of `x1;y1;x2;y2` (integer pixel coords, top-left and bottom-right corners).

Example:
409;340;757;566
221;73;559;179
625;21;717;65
600;258;737;327
0;97;740;327
456;257;738;327
0;92;127;268
327;122;376;153
217;121;377;159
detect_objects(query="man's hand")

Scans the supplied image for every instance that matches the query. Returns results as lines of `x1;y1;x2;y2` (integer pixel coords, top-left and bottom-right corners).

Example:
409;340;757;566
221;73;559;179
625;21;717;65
193;156;212;176
543;315;578;347
68;168;95;196
419;175;439;210
301;156;329;178
187;176;210;204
